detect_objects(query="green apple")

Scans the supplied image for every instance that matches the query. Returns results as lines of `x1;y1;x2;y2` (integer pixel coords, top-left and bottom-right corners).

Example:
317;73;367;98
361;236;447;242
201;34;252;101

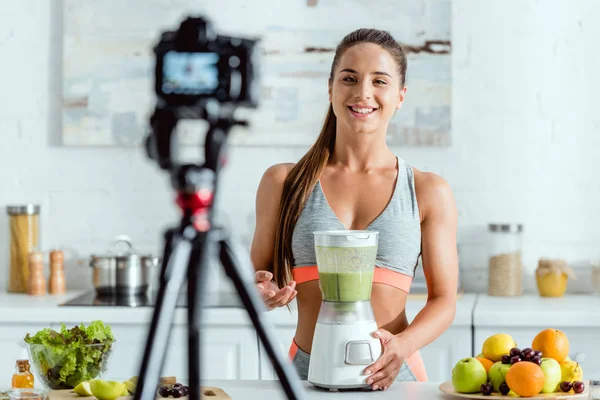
452;357;488;393
475;353;484;358
73;381;93;397
539;357;562;393
89;380;127;400
488;361;511;392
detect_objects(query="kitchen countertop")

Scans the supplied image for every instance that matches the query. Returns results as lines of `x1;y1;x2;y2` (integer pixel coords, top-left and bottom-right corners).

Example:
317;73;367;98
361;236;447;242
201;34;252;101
201;380;454;399
0;290;478;327
266;293;477;326
474;293;600;327
5;290;600;328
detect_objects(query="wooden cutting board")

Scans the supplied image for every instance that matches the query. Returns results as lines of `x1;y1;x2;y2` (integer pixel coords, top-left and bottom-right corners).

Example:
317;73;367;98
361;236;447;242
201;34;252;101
439;380;589;399
47;387;231;400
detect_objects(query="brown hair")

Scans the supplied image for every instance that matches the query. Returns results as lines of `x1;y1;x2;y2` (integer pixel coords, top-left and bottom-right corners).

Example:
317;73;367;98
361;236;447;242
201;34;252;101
271;28;408;289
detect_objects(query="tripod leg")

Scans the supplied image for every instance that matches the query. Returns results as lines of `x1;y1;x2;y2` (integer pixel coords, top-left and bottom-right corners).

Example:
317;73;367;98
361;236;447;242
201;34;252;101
134;228;193;400
219;237;306;400
185;229;213;400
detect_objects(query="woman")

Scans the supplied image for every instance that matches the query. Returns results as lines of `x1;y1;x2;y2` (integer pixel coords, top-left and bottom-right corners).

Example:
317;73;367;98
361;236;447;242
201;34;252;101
250;28;458;391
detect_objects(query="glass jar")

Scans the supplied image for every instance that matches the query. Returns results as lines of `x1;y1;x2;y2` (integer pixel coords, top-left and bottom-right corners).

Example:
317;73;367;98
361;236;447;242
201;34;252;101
487;223;523;296
11;359;34;389
6;205;40;293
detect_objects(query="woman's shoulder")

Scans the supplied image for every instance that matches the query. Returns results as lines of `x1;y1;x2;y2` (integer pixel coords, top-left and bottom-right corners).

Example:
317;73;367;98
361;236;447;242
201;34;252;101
260;163;296;186
411;167;456;221
256;163;297;199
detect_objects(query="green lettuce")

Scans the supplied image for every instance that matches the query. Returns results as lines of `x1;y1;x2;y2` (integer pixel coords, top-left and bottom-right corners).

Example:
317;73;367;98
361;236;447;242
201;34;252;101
24;321;114;389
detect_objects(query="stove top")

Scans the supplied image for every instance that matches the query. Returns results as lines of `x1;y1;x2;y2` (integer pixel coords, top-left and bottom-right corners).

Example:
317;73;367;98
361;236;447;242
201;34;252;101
60;290;243;308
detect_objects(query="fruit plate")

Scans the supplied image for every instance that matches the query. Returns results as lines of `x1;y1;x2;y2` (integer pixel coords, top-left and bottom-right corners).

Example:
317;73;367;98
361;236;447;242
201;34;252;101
439;381;590;399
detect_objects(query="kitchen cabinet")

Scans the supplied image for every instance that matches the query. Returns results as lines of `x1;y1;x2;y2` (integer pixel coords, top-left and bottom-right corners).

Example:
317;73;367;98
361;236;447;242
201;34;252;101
474;327;597;375
105;324;260;382
473;294;600;379
0;324;54;385
257;324;472;383
257;295;477;383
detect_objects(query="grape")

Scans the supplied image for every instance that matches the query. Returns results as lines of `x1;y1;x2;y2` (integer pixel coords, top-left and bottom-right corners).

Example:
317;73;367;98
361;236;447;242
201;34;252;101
172;388;183;398
481;383;493;396
499;382;510;395
182;386;189;396
520;348;535;361
510;356;521;365
509;348;521;357
173;383;182;389
560;381;573;392
573;381;585;394
531;356;542;366
534;350;542;358
501;355;511;364
158;386;171;397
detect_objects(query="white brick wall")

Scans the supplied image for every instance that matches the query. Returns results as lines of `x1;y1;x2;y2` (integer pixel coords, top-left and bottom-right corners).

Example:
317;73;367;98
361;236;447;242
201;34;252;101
1;1;599;292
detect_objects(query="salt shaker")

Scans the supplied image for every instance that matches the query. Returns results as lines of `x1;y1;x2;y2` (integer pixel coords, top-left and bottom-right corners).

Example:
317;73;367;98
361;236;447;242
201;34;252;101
27;251;46;296
48;250;66;295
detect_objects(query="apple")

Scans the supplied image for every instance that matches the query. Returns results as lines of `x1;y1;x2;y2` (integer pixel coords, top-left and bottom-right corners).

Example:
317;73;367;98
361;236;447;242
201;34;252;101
452;358;488;393
89;380;127;400
489;361;511;392
540;357;562;393
475;353;484;358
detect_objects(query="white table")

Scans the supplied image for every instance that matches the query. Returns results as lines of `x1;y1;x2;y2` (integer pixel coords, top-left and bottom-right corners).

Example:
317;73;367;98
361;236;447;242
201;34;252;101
202;380;454;399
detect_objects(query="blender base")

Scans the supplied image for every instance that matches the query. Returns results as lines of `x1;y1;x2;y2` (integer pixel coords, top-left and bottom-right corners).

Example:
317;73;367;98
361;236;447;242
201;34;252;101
307;320;382;390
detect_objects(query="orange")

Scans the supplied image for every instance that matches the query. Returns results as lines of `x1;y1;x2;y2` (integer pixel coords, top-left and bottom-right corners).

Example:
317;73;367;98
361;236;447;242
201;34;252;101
531;328;570;362
505;362;545;397
476;357;494;374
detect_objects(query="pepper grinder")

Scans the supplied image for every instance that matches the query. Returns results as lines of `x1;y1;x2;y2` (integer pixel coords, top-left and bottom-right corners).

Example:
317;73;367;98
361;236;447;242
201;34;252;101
27;251;46;296
49;250;66;295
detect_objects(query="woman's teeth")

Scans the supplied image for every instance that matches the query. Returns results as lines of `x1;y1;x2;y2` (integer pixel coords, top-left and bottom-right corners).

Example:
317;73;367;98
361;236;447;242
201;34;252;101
349;107;376;114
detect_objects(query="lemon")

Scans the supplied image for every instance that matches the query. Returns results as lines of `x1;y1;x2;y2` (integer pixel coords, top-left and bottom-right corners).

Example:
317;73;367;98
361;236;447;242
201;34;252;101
482;333;517;362
73;381;93;397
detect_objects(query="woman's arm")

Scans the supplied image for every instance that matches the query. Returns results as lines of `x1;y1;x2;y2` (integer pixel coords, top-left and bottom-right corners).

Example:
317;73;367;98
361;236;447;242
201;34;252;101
250;163;294;271
250;163;298;310
396;170;459;355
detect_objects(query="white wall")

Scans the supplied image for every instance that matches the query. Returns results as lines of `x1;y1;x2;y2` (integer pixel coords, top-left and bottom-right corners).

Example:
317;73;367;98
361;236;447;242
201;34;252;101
0;0;599;293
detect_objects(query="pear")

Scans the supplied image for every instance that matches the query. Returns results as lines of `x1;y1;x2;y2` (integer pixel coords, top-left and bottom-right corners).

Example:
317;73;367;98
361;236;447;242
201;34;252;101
89;380;127;400
127;376;139;385
124;380;137;395
73;381;93;397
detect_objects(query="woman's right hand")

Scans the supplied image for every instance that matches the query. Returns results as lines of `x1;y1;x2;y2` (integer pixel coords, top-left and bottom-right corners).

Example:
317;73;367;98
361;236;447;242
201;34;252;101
255;270;297;310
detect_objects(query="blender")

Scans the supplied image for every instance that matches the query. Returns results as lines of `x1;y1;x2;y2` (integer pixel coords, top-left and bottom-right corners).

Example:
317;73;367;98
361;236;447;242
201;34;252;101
307;230;382;390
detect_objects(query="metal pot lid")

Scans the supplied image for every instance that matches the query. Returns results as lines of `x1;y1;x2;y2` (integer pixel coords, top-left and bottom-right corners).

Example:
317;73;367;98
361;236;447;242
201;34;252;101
90;235;155;262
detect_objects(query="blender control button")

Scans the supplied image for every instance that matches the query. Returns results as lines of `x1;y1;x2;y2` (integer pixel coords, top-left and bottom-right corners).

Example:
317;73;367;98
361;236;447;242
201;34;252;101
344;340;374;365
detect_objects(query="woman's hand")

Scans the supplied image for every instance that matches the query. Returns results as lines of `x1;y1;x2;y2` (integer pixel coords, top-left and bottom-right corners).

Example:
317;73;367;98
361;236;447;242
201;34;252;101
255;270;297;310
364;329;410;391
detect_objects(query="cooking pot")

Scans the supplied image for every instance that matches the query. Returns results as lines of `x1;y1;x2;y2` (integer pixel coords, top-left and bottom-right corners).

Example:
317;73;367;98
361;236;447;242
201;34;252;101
90;235;160;296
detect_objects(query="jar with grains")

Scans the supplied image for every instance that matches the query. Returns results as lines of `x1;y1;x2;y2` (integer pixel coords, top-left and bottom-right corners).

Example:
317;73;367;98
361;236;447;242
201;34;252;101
6;205;40;293
487;223;523;296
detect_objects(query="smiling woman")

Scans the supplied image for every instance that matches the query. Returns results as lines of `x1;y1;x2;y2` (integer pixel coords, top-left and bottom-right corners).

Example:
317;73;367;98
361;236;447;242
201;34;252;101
251;28;458;391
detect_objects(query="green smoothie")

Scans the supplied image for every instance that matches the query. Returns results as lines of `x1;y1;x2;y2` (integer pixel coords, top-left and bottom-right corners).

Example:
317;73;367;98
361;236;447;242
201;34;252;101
318;271;374;302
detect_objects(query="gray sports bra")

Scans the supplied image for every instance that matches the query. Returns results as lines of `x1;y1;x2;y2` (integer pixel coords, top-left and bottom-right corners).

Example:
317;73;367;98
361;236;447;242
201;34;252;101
291;157;421;279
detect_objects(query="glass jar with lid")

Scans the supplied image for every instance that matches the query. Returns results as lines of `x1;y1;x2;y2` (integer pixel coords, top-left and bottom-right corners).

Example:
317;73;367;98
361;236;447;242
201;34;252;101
487;223;523;296
6;205;40;293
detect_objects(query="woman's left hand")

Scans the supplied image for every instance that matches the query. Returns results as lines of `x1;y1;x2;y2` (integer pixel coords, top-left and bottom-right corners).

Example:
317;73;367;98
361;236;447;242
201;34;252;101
364;329;410;391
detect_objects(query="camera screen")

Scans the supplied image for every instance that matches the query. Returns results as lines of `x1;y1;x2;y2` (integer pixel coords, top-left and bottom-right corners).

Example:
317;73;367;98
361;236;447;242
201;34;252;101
162;51;219;95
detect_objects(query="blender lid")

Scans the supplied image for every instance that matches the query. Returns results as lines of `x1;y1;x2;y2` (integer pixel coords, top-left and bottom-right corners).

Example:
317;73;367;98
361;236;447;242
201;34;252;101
313;230;379;247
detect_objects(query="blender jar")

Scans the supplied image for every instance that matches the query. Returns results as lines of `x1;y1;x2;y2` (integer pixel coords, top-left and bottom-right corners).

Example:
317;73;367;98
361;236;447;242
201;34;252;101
313;230;379;302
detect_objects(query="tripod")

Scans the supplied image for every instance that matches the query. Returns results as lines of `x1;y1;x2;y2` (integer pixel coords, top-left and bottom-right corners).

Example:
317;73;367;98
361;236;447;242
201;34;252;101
133;104;306;400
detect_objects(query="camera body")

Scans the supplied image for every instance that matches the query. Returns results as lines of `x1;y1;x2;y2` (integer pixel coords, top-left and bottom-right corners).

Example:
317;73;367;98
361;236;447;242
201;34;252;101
153;16;260;109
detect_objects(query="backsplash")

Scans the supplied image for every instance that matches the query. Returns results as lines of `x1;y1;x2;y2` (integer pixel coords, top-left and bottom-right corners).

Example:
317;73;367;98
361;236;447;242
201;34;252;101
1;1;600;292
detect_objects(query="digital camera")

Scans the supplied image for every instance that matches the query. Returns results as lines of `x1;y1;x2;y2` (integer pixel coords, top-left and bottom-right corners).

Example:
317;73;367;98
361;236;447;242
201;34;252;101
153;16;260;109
